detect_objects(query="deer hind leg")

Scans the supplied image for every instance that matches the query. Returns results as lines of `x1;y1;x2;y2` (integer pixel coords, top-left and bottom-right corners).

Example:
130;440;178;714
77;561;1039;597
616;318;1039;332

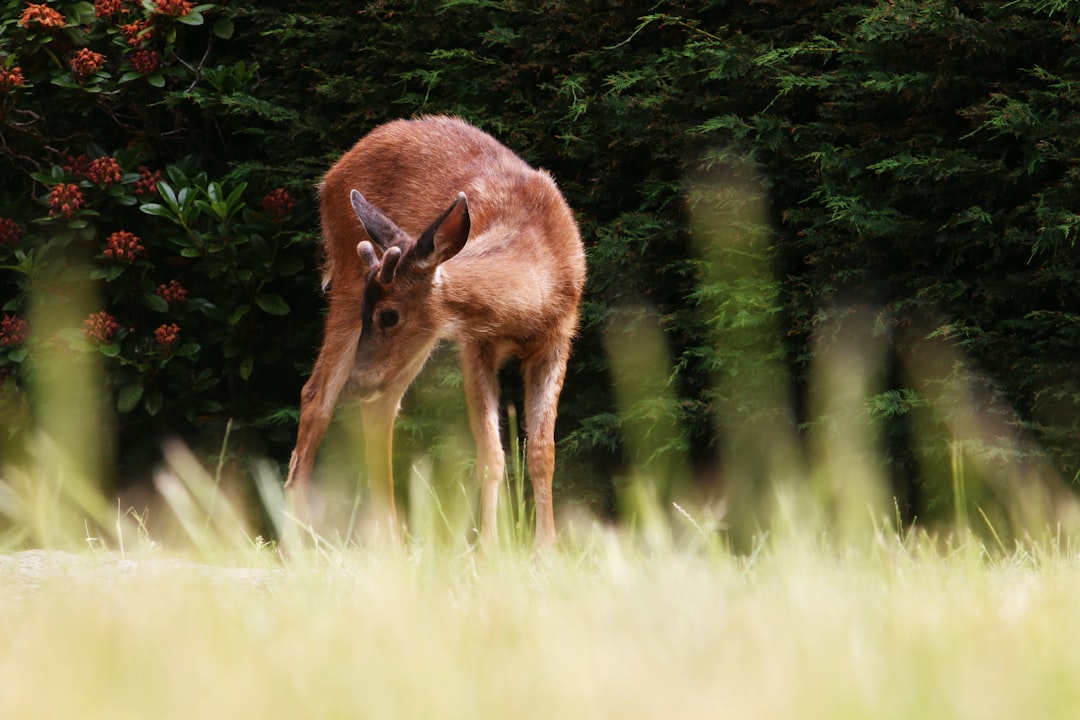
523;343;571;550
461;343;505;547
286;297;363;517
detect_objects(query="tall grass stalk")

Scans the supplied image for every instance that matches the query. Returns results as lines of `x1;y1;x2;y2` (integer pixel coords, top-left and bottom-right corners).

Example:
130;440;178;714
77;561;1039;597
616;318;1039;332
952;439;970;530
500;402;531;548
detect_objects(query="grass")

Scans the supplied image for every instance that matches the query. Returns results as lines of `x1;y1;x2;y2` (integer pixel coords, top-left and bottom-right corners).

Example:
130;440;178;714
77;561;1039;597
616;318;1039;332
2;492;1080;720
3;391;1080;720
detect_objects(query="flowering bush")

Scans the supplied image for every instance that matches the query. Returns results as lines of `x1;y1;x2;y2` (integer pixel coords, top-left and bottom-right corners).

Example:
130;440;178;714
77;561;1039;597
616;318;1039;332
87;157;124;187
82;311;121;343
154;0;194;18
154;322;180;350
0;218;23;247
0;0;317;481
155;279;188;306
93;0;128;20
129;48;161;75
0;66;25;91
1;315;28;348
261;188;296;222
134;167;162;198
70;48;105;83
47;183;85;219
101;230;145;263
18;3;65;30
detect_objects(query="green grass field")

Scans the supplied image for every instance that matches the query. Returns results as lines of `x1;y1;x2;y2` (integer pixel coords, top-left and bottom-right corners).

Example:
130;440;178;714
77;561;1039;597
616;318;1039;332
3;393;1079;719
1;489;1079;720
5;223;1080;719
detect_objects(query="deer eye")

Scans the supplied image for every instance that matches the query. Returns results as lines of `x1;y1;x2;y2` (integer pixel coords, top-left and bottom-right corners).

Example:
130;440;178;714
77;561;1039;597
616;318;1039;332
377;308;400;329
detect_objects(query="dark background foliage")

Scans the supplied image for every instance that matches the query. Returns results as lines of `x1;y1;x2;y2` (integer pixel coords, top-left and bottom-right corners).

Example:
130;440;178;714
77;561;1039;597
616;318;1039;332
3;0;1079;536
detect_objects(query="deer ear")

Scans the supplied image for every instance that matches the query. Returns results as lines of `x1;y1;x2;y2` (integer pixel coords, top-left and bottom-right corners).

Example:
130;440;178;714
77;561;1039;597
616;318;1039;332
350;189;402;249
415;192;470;266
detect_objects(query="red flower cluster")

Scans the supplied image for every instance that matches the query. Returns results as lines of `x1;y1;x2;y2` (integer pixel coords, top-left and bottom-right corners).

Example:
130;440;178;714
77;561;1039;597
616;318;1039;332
262;188;296;221
154;0;193;17
49;183;85;219
19;3;65;30
155;279;188;306
0;314;28;347
63;153;92;179
87;156;123;186
129;49;161;75
103;230;145;262
0;67;25;92
71;48;105;83
154;323;180;350
135;166;162;197
94;0;133;19
0;218;22;247
83;311;119;343
120;19;153;47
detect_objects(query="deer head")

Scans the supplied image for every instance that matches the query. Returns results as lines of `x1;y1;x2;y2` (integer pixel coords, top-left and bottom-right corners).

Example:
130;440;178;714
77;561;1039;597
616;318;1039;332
348;188;471;400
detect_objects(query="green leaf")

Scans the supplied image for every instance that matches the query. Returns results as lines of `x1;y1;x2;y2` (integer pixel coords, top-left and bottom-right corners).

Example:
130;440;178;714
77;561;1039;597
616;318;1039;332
144;390;164;416
177;187;191;212
227;305;250;325
143;293;169;313
165;166;188;187
255;294;290;315
147;73;165;88
51;75;79;89
140;202;175;219
176;342;200;358
211;201;229;220
275;256;305;277
158;182;180;211
213;18;235;40
118;382;144;413
206;182;223;205
198;302;226;322
177;9;204;26
226;182;247;207
239;353;254;381
89;266;125;282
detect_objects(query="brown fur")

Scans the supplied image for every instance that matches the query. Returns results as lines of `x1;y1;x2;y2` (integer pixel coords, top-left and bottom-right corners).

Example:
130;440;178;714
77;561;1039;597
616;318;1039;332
285;116;586;548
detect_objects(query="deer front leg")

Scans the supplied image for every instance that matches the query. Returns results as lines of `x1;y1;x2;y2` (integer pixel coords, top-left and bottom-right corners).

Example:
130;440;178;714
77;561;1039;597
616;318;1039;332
286;299;363;521
360;389;406;544
524;345;570;550
462;343;505;547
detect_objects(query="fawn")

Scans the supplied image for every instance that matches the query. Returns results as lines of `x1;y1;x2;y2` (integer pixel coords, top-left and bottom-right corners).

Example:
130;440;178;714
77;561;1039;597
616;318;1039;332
285;116;586;548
